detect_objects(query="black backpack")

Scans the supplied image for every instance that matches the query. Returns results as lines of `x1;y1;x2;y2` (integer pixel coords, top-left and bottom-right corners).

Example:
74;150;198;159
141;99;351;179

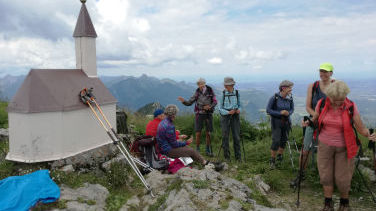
131;135;169;170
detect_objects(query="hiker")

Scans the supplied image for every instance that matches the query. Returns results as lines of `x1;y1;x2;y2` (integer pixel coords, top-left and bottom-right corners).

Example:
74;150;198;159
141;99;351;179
145;109;187;140
266;80;294;168
178;78;217;156
156;104;209;166
219;77;242;161
299;62;335;177
305;80;376;211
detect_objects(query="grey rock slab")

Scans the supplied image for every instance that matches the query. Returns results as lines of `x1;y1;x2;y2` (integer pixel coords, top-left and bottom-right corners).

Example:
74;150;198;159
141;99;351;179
60;164;75;172
164;189;196;211
225;200;242;211
254;204;287;211
60;183;109;210
253;174;270;195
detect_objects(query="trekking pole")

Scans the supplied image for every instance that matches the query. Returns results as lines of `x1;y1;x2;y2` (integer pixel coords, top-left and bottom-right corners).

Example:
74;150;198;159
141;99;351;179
287;140;295;169
79;88;155;197
355;144;376;204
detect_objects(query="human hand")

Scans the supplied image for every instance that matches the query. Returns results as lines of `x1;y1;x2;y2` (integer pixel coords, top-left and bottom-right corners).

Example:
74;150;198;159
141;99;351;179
203;105;211;110
178;96;185;102
236;109;240;114
179;134;188;139
369;132;376;142
228;110;236;115
186;137;193;145
280;110;289;116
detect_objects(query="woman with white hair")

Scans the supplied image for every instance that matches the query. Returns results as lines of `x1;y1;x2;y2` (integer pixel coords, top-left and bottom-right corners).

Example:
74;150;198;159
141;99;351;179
156;104;209;165
306;80;376;211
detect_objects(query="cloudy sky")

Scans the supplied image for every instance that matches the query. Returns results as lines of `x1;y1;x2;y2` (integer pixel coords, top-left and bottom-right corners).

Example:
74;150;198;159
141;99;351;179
0;0;375;83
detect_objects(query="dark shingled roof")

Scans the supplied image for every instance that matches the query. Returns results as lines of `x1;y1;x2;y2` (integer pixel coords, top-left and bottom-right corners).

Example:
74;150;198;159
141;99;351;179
8;69;117;113
73;3;97;38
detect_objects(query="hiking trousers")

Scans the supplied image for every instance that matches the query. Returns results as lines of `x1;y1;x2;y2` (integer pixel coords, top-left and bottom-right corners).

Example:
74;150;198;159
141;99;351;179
167;146;205;164
221;114;241;160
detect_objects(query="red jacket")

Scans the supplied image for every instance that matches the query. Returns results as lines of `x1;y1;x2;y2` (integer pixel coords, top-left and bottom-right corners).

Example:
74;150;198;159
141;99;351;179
145;118;180;139
317;97;358;159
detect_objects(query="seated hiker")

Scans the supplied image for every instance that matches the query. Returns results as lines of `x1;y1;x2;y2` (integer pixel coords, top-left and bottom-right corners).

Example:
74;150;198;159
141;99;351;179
266;80;294;169
304;80;376;211
156;104;211;166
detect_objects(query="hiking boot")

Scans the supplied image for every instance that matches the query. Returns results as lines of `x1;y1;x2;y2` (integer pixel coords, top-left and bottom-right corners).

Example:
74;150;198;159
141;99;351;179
269;158;276;169
206;145;213;157
213;162;225;171
322;201;334;211
338;204;351;211
276;154;283;162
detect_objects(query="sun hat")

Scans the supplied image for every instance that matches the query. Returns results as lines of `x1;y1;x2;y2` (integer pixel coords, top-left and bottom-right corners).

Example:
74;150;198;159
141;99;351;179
224;77;235;86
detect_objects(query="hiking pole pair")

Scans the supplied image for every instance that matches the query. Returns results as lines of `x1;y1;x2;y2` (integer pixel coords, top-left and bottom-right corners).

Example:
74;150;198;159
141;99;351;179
79;88;154;197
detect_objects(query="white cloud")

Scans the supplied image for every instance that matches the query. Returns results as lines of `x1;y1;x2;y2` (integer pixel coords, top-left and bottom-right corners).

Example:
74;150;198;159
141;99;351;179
208;57;222;64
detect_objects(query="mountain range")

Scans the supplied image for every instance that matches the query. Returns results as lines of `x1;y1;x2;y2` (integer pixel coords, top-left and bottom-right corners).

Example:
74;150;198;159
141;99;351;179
1;73;375;125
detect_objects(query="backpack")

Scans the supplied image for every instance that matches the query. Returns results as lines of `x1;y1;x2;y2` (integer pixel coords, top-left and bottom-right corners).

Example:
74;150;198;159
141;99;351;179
311;80;335;109
130;135;169;170
194;86;215;113
222;89;240;107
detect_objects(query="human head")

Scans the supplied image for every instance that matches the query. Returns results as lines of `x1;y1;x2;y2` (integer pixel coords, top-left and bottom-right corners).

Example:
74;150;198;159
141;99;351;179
153;109;165;120
197;78;206;91
164;104;179;119
319;62;333;81
224;77;235;92
279;80;294;92
326;80;350;107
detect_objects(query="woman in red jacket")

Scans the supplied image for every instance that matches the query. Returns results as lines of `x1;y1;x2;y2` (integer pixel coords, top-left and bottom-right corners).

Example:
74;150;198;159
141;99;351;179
306;80;376;211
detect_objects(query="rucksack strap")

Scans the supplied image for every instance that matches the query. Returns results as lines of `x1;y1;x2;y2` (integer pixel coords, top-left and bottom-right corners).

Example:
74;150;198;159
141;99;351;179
222;89;240;107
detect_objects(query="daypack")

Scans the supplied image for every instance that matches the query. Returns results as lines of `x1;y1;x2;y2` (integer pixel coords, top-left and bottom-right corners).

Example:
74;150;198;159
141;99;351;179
131;135;169;170
272;93;293;110
311;80;335;109
193;85;216;113
222;89;240;107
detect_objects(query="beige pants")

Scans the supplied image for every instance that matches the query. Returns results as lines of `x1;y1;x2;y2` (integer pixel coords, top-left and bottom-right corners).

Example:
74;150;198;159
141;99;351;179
317;141;355;194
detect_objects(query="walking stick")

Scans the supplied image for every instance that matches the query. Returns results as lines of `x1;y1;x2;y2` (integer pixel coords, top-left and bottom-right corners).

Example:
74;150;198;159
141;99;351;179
80;88;155;197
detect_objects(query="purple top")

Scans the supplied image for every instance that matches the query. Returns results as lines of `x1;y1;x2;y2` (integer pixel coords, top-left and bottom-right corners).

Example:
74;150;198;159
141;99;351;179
156;118;186;154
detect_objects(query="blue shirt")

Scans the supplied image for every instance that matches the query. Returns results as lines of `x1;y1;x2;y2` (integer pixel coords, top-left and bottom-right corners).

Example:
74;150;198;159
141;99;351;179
266;93;294;119
219;89;242;115
156;117;186;154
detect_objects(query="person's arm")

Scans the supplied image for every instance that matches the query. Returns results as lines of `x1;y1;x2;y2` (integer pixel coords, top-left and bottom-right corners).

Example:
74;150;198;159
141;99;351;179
352;104;370;137
166;126;186;148
219;93;229;115
181;92;197;106
266;96;281;117
305;83;315;116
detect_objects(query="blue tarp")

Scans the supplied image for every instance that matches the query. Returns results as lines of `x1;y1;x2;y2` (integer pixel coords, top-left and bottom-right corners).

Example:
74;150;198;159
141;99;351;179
0;169;60;211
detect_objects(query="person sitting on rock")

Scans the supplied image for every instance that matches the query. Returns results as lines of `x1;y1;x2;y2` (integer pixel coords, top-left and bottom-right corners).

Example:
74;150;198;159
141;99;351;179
156;104;223;171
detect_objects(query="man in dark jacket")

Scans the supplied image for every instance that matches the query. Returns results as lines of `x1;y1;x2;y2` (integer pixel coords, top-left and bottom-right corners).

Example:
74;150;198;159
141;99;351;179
178;78;217;156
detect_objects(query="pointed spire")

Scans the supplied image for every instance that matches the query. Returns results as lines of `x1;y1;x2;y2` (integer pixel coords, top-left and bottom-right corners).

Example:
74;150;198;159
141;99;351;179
73;1;97;38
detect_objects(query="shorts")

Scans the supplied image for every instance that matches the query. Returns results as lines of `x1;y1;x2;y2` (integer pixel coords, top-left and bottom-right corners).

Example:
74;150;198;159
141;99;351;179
195;113;213;132
317;141;355;194
303;126;317;151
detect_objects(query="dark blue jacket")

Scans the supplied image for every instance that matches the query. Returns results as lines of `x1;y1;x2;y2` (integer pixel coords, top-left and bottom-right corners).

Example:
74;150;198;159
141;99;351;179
266;93;294;124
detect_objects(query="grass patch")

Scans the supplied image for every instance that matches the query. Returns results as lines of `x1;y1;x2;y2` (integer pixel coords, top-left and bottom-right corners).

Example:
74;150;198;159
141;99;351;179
192;179;210;189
